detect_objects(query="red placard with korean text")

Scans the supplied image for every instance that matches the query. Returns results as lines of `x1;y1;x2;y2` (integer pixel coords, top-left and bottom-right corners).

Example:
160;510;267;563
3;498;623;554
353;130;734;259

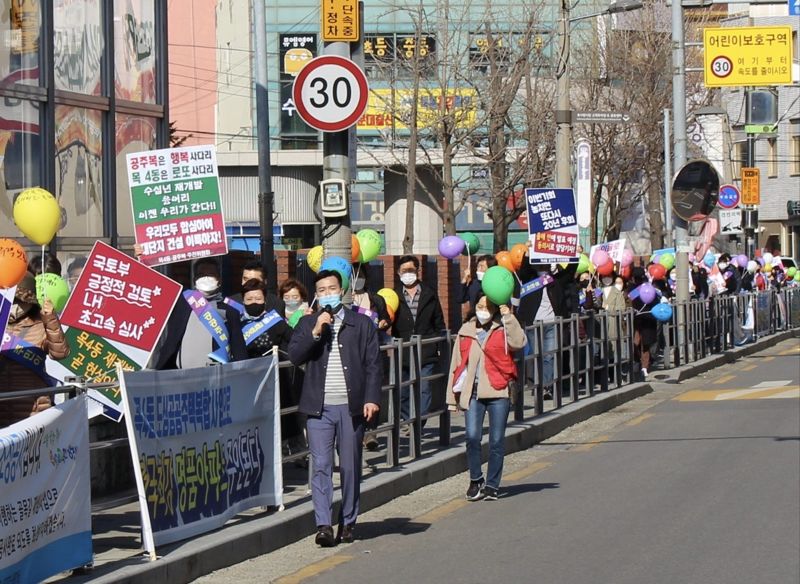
60;242;182;352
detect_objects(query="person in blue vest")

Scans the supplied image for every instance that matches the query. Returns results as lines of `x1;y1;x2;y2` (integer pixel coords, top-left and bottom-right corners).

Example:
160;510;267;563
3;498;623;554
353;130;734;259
150;258;247;369
288;270;382;547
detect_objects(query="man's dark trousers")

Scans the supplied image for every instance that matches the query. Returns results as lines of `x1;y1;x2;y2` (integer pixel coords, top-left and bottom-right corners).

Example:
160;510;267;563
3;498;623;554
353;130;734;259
307;404;365;527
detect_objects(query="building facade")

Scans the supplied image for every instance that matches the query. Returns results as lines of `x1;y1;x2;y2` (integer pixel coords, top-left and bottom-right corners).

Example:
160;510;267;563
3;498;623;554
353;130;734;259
0;0;170;262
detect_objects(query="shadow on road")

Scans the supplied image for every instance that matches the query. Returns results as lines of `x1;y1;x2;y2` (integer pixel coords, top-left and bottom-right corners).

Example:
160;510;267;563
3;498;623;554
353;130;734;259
500;482;560;498
353;517;432;540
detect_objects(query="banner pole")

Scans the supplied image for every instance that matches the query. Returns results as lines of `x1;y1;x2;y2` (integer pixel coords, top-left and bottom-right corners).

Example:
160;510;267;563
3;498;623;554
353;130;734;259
117;363;158;561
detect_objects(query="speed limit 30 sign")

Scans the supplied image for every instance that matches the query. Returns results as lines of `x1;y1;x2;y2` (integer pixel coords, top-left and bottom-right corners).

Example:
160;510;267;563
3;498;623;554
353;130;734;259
292;55;369;132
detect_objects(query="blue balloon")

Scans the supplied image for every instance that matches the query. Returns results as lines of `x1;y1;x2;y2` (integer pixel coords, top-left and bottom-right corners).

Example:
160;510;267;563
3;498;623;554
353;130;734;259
703;252;715;268
320;256;352;278
652;302;673;322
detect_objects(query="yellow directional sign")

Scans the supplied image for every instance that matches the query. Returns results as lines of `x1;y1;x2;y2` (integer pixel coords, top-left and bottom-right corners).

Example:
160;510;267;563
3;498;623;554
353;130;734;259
703;26;793;87
321;0;359;42
741;167;760;206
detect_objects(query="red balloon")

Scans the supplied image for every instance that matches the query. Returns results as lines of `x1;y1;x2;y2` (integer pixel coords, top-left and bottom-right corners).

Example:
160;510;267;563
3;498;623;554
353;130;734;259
596;260;614;277
620;265;632;280
648;263;667;280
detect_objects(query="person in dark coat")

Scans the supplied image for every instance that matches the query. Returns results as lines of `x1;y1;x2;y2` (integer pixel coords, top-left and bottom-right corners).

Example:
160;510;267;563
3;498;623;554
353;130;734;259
288;270;381;547
228;260;285;314
150;258;247;369
515;244;578;392
392;255;446;423
460;254;497;310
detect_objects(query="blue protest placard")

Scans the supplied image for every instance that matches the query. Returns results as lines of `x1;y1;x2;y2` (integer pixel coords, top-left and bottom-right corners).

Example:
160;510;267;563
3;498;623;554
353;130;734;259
0;286;14;343
525;188;579;264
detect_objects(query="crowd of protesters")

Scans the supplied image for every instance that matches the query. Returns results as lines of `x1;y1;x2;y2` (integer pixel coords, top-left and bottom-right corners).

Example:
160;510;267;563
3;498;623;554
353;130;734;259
1;242;798;539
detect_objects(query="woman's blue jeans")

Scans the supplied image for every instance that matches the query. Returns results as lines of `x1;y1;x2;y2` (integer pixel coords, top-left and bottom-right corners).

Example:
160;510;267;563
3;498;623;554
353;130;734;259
465;393;510;489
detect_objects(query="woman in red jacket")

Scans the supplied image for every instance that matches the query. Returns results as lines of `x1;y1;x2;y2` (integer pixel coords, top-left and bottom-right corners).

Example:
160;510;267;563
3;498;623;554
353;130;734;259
446;295;527;501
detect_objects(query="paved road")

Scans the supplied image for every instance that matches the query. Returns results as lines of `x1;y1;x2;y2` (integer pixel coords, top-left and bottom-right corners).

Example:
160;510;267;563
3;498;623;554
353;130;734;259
198;338;800;584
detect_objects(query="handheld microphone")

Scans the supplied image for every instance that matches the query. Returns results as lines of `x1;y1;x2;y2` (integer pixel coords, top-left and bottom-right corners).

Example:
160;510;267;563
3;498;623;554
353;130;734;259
321;305;334;329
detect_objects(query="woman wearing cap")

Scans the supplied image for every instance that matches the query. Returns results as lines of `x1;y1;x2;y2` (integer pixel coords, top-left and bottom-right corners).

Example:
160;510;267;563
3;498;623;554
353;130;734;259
0;272;70;427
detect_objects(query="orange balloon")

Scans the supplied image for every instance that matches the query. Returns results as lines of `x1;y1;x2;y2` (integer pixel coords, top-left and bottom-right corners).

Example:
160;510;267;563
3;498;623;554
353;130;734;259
496;250;515;272
596;260;614;277
0;238;28;288
386;304;395;322
351;235;361;263
510;243;528;271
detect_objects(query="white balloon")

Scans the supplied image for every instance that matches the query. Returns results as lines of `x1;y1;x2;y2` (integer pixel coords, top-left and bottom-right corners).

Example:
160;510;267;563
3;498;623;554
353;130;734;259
747;260;758;274
762;252;774;264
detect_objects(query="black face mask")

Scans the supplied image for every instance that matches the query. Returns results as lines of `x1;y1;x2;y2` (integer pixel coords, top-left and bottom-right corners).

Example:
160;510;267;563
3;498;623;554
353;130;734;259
580;280;590;289
245;303;265;317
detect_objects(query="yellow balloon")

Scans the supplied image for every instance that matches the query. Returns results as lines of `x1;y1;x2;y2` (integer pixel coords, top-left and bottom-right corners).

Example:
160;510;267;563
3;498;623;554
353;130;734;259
307;245;324;273
377;288;400;312
13;187;60;245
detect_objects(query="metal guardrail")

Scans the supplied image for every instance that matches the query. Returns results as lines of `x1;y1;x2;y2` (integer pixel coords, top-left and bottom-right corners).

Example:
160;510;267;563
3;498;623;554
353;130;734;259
2;287;798;513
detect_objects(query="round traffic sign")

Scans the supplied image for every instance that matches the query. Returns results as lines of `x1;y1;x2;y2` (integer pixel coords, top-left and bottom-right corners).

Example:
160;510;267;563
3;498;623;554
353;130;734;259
718;184;740;209
292;55;369;132
710;55;732;79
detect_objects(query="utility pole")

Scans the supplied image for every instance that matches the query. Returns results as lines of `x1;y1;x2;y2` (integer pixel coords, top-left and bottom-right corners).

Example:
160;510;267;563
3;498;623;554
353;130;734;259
254;1;277;292
671;0;690;353
663;108;673;247
555;0;572;193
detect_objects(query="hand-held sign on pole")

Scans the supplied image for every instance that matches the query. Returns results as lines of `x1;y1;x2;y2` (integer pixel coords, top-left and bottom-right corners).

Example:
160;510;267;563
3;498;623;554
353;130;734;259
292;55;369;132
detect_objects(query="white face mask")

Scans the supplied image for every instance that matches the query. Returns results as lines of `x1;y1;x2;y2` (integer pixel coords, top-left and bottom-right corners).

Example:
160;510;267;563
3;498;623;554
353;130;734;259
195;276;219;294
400;272;417;287
719;262;728;271
476;271;485;282
601;277;613;287
614;283;624;292
475;310;492;324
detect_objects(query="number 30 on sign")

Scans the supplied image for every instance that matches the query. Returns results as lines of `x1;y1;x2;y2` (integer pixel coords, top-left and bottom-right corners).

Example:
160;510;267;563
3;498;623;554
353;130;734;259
292;55;369;132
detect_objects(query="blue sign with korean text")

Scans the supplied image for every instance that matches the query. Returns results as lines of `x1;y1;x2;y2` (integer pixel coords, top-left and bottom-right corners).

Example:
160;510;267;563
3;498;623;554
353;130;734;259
525;188;579;263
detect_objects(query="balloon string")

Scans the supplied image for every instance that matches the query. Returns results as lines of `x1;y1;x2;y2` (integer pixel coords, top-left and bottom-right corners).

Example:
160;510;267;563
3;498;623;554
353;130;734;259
40;244;46;305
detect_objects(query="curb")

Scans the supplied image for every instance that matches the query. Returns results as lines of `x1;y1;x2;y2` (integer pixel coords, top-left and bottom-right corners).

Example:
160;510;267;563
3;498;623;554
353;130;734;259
76;383;653;584
648;328;799;384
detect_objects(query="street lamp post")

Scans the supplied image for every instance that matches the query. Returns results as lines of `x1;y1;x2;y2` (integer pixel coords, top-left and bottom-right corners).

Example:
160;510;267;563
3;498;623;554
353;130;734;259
555;0;644;208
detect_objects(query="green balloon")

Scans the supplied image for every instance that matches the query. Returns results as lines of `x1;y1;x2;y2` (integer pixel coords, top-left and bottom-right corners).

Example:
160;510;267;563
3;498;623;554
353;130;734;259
795;272;800;282
481;266;515;305
36;273;69;312
287;310;304;328
786;267;797;278
658;253;675;271
356;229;382;263
577;254;590;275
461;232;480;256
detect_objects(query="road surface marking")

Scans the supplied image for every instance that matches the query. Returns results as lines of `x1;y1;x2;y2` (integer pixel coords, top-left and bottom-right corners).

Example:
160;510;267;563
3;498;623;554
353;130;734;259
414;498;469;523
274;555;354;584
676;383;798;402
762;356;775;362
626;413;654;427
713;374;737;385
778;347;799;356
572;435;611;452
741;364;758;372
505;462;552;482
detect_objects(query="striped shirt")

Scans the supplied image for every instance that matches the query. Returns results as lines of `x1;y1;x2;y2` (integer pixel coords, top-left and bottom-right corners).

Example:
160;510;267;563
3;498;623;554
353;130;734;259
324;311;349;406
403;286;421;321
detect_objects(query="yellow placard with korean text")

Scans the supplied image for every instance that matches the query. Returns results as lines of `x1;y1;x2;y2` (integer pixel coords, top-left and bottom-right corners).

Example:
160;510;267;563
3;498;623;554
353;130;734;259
703;26;793;87
358;88;478;131
741;167;760;206
321;0;359;42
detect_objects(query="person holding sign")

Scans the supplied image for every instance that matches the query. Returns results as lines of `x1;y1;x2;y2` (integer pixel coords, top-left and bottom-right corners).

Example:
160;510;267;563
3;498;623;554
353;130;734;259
0;273;70;427
150;258;247;370
288;270;382;547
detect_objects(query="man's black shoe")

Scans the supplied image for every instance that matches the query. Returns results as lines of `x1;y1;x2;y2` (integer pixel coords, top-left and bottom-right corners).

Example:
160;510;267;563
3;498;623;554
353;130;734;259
337;523;355;544
315;525;336;547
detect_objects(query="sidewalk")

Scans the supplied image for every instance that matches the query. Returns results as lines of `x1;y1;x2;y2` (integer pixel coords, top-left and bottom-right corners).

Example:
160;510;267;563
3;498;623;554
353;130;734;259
49;329;798;584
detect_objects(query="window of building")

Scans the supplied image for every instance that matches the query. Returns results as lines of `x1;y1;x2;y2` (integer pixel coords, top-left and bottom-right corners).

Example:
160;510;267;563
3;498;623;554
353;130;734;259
791;133;800;176
732;140;746;180
767;138;778;177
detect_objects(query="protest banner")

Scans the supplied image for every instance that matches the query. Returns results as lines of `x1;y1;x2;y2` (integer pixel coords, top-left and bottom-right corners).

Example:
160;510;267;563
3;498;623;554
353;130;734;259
119;354;282;554
0;286;15;343
0;395;92;584
590;239;626;264
524;188;579;264
55;241;182;420
127;144;228;267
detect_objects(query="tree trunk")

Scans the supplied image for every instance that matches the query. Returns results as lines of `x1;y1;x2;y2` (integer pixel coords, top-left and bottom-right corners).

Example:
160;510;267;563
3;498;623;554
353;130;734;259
647;180;664;251
403;75;421;254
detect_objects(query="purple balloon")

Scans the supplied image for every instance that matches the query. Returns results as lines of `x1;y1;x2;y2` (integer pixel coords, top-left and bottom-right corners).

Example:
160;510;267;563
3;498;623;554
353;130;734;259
757;257;765;267
639;283;656;304
438;235;465;259
736;254;748;268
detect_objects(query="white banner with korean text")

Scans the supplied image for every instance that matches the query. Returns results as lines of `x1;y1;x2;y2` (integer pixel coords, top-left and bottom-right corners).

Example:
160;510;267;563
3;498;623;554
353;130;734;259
119;354;282;554
0;395;92;583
